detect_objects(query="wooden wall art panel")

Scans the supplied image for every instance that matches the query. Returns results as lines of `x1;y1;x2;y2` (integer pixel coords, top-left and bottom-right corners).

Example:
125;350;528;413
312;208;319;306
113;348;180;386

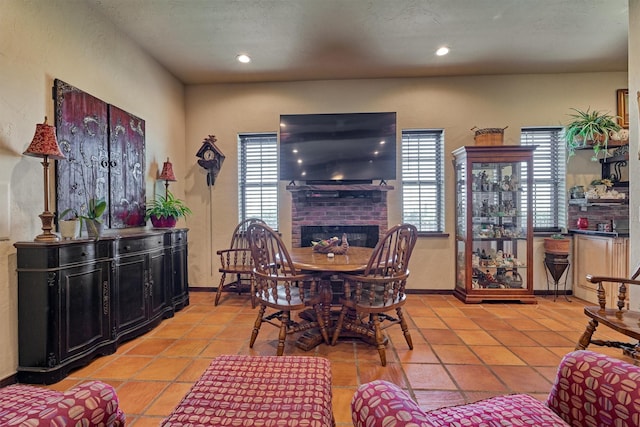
54;79;146;229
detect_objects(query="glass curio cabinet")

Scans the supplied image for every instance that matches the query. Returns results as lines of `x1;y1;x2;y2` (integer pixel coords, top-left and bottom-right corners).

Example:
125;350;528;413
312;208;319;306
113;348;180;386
452;146;536;303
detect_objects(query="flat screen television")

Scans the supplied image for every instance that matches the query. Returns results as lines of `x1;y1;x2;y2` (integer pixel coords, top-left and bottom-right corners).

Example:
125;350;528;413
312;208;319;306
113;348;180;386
279;112;397;184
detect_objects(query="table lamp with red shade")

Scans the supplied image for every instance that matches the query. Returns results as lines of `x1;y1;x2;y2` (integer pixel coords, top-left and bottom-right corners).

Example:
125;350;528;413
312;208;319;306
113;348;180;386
23;117;65;242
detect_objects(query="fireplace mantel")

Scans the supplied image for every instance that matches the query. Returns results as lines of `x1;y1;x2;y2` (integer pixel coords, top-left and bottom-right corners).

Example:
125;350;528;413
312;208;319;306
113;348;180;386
286;184;393;192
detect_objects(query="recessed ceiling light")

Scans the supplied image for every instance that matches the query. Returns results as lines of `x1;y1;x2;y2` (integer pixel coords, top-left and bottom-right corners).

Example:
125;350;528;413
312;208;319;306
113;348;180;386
237;54;251;63
436;47;449;56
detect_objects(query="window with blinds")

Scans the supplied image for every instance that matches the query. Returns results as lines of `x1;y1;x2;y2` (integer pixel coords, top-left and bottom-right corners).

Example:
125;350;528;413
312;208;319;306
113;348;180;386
238;133;278;229
521;127;566;231
401;129;445;232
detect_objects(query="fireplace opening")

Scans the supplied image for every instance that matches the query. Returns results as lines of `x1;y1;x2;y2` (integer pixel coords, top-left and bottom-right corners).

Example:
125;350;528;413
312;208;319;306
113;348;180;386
300;225;379;248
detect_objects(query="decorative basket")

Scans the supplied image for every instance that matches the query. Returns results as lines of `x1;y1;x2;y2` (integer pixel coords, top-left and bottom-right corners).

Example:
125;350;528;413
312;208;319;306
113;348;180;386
472;127;507;146
312;233;349;255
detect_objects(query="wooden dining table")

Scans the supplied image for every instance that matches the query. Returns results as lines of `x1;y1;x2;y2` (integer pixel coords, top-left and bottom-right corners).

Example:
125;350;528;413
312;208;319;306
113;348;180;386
288;246;374;350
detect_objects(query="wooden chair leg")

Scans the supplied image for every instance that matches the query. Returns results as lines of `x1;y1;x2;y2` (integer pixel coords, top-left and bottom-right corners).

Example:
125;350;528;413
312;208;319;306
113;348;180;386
250;305;266;348
575;318;599;351
249;274;256;309
397;307;413;350
372;314;386;366
313;304;330;344
214;272;227;306
331;307;348;345
277;311;289;356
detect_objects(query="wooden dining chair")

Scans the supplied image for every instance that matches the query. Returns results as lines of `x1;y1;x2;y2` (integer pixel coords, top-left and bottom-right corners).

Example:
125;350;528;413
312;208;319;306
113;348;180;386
331;223;418;366
246;222;330;356
215;218;265;307
575;265;640;360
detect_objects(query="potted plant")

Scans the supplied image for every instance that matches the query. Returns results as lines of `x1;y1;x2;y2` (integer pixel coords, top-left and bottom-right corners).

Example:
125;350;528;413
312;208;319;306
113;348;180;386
565;108;622;160
80;197;107;239
58;208;81;239
145;191;192;228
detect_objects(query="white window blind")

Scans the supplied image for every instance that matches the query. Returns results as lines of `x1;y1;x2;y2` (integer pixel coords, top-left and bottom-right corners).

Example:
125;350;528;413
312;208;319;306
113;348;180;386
238;133;278;229
401;129;445;232
521;127;566;231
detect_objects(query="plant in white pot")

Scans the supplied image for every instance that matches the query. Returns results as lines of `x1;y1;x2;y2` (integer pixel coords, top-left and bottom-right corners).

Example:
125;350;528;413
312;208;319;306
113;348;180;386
565;108;622;160
145;191;192;228
58;208;80;240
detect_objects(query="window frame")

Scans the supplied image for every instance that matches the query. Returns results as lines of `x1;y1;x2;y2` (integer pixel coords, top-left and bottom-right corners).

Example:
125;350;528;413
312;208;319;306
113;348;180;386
401;129;445;234
521;127;566;232
237;132;279;230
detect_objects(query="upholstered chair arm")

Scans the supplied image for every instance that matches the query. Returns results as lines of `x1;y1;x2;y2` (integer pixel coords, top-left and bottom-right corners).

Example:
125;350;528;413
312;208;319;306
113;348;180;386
351;380;434;427
54;380;125;426
546;350;640;426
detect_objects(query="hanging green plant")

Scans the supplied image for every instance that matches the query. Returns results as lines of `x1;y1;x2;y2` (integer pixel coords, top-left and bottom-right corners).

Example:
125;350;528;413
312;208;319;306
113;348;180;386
565;108;621;160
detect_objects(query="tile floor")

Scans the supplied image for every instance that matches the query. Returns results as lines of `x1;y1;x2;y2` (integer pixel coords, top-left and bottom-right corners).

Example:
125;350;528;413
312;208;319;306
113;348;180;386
45;291;634;426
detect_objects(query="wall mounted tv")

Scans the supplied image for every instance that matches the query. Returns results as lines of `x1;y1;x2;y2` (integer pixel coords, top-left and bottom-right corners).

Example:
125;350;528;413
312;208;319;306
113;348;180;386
279;112;397;184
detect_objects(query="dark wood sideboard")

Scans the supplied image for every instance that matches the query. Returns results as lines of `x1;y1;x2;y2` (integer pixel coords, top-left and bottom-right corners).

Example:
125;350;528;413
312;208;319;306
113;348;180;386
14;229;189;384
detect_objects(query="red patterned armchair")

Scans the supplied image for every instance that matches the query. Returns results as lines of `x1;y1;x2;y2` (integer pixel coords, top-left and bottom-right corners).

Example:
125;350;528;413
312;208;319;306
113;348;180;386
352;350;640;427
0;380;125;426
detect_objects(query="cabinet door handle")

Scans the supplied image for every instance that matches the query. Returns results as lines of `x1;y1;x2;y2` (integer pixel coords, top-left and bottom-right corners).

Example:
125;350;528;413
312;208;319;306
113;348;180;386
100;159;109;168
81;252;87;257
110;160;117;168
125;245;131;251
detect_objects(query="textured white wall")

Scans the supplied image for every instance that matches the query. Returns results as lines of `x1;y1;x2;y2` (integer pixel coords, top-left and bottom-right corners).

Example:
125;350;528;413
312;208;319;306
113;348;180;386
0;1;184;380
185;73;627;292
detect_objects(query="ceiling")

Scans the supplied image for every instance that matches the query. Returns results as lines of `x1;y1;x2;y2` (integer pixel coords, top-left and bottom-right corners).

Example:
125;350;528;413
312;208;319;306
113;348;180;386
86;0;629;85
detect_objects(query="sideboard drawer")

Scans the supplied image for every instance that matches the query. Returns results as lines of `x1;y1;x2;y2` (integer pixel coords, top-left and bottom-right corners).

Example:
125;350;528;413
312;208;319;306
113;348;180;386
117;235;164;254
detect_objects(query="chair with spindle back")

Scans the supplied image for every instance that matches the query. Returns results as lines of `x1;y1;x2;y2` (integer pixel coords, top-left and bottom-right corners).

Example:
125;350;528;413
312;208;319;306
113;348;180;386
331;223;418;366
215;218;265;307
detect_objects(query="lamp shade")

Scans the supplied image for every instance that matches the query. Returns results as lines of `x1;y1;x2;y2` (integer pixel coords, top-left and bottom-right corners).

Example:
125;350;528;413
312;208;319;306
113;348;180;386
159;158;177;181
23;117;65;160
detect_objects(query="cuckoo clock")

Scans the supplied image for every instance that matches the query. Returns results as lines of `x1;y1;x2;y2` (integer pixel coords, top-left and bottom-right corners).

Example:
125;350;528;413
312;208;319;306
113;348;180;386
196;135;225;186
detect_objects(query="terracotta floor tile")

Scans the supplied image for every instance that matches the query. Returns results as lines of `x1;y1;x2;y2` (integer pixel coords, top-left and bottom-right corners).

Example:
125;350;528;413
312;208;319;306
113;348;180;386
181;323;224;339
116;381;169;416
403;363;457;390
508;346;564;366
395;343;439;364
455;329;501;346
161;339;209;357
469;346;525;365
175;358;213;382
487;329;539;346
144;382;194;416
420;328;463;345
92;356;154;379
446;365;507;392
491;365;554;393
441;316;482;330
134;357;191;381
524;331;577;347
412;316;448;329
126;338;177;355
56;292;632;421
358;362;407;387
331;361;360;386
332;387;358;425
504;318;548;331
432;345;482;365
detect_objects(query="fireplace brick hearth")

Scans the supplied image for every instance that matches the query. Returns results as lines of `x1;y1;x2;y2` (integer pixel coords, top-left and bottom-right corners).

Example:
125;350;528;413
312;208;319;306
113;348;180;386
287;184;392;247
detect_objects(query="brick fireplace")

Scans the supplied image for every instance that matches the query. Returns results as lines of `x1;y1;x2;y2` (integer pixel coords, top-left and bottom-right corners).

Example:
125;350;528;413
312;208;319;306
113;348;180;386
288;184;392;247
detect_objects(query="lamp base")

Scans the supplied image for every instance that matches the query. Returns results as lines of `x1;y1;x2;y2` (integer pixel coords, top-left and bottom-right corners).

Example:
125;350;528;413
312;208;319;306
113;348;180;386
35;211;59;242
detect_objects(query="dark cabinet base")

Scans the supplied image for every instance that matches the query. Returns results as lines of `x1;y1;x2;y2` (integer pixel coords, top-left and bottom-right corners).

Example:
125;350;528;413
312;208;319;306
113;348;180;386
15;229;189;384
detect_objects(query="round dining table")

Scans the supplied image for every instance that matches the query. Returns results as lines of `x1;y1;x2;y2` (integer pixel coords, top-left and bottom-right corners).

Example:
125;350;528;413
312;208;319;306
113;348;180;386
288;246;374;350
288;246;373;273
